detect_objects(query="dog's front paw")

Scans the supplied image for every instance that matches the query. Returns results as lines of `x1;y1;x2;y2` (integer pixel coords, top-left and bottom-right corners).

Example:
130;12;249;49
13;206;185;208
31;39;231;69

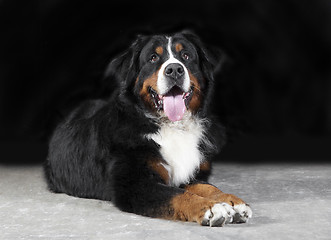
212;193;253;224
232;203;252;223
201;203;236;227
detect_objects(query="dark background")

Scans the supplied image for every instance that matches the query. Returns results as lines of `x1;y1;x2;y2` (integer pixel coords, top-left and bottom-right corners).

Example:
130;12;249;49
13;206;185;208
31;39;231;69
1;0;330;164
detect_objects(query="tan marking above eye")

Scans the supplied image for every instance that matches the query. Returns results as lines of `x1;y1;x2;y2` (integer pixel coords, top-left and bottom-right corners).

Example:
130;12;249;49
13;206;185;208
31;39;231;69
175;43;183;52
155;46;163;55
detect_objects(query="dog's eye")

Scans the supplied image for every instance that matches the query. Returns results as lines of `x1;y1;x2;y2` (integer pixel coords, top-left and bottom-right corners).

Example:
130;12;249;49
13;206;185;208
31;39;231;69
182;52;190;61
150;54;159;63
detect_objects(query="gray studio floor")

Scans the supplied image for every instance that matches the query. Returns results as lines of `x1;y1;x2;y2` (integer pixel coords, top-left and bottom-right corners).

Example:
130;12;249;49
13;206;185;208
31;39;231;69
1;163;331;240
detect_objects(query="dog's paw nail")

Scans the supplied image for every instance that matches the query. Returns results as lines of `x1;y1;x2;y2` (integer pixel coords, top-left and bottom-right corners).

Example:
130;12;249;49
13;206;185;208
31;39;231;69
232;204;253;223
202;203;235;227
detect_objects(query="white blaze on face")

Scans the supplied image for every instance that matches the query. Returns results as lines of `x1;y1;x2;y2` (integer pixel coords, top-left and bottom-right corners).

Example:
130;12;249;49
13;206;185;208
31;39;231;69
157;37;190;95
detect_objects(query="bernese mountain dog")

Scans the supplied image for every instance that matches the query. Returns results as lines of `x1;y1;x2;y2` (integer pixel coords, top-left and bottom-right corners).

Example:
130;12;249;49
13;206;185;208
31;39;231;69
44;31;252;227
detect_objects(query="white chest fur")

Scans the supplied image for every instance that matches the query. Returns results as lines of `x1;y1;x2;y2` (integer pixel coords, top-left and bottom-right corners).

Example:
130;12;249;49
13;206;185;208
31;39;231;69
146;116;206;186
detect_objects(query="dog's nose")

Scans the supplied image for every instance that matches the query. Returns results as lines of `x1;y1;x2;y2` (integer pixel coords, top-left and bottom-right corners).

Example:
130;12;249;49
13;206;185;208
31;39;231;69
164;63;184;80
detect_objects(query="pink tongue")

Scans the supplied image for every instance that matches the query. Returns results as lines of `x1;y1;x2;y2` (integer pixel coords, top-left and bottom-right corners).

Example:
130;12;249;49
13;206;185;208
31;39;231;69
163;93;186;122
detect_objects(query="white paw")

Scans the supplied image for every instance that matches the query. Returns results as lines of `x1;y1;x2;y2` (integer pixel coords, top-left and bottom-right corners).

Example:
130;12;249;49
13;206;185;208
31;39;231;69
232;204;253;223
201;203;236;227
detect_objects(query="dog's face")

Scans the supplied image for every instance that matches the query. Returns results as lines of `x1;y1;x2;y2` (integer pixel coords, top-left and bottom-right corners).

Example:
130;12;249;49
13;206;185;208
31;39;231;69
137;34;204;122
106;31;221;122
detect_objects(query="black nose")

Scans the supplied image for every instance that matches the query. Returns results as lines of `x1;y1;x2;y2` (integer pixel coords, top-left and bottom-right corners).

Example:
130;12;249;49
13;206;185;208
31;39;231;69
164;63;184;80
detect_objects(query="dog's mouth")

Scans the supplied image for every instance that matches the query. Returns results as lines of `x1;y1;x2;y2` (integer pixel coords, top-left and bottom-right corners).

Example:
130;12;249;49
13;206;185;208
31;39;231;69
148;86;194;122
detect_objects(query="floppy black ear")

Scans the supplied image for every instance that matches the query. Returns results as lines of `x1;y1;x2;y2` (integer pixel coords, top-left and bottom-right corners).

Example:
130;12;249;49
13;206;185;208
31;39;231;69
104;49;134;81
103;35;147;96
181;30;226;115
181;30;226;78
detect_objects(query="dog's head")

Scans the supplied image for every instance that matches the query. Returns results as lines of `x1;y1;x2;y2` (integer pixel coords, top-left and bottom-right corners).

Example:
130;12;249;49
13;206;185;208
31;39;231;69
105;31;223;121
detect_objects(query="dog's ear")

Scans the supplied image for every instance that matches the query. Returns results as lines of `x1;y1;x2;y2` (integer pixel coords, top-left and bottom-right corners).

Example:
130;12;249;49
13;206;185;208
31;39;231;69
181;30;227;115
104;49;133;81
103;35;147;95
181;30;226;78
